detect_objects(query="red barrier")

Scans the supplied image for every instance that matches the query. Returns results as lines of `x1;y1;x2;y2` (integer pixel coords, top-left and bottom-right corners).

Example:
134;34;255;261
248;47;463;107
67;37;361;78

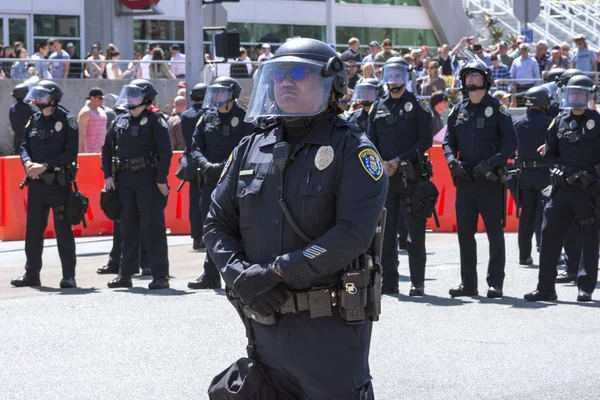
0;148;519;241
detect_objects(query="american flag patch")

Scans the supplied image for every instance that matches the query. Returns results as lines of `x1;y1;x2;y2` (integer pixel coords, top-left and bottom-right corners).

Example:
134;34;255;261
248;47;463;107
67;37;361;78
303;245;327;259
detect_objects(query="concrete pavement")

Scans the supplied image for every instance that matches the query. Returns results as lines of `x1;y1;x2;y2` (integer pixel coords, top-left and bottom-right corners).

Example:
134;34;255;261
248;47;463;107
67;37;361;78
0;232;599;400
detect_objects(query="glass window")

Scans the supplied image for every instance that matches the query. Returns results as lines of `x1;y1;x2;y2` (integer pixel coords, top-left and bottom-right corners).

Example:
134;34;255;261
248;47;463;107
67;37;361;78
9;18;28;48
337;0;421;5
34;15;80;37
134;19;185;41
336;27;438;50
291;25;326;41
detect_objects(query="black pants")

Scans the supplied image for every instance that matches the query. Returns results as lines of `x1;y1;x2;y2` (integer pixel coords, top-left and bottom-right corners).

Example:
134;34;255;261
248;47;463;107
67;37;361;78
397;205;408;245
117;169;169;279
538;187;598;293
25;180;76;279
189;177;203;240
108;220;148;271
251;312;373;399
381;180;427;290
563;223;582;275
517;169;548;260
199;179;220;282
455;178;506;289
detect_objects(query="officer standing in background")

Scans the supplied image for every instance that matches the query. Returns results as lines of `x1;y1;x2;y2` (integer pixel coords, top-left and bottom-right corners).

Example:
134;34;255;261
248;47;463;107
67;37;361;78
102;79;173;290
180;83;207;251
525;75;600;302
188;77;254;290
9;83;35;155
347;78;382;132
367;57;433;296
443;60;518;299
11;80;79;289
204;38;387;399
513;86;552;266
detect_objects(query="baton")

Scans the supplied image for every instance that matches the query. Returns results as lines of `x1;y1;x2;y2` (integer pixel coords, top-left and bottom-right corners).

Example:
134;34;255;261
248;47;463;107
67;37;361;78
176;180;186;192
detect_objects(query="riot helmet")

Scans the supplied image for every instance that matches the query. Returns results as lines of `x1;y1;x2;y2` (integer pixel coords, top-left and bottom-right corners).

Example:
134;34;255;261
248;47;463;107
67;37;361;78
381;57;409;93
560;75;595;110
541;82;559;105
523;86;550;108
350;78;383;107
557;68;583;88
115;79;157;110
203;77;242;110
245;38;348;121
12;83;29;102
24;80;63;108
459;60;493;92
190;83;208;102
546;68;565;84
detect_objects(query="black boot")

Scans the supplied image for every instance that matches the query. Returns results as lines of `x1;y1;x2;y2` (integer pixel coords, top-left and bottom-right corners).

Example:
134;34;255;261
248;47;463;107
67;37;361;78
519;257;533;266
577;289;592;302
10;274;41;287
187;275;221;289
140;267;152;276
97;265;119;275
108;275;133;288
524;290;557;302
60;278;77;289
555;271;576;283
486;287;503;299
409;285;424;297
149;277;170;290
193;238;205;251
449;284;478;297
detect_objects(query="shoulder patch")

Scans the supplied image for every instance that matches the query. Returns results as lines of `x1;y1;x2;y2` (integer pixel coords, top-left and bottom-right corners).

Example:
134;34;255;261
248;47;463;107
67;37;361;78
499;104;511;117
219;152;233;182
158;117;169;129
548;118;556;130
68;118;78;130
358;148;383;181
419;99;431;113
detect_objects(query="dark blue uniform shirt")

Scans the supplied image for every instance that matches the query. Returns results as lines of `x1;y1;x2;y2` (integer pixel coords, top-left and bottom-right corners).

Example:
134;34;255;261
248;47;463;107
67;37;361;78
180;103;205;153
204;112;389;291
10;101;34;154
367;91;433;161
20;107;78;169
544;109;600;170
346;108;369;133
443;93;518;167
101;108;173;183
514;108;552;162
191;102;254;167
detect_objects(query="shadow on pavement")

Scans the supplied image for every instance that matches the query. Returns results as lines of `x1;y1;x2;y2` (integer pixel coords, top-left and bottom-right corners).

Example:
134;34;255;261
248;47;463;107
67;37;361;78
32;286;100;295
476;295;559;309
114;287;192;296
77;252;110;258
387;293;469;307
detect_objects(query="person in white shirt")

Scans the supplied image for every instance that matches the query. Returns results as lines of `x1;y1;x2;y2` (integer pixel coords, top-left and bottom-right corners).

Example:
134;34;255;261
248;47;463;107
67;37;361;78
140;42;158;79
169;44;186;79
257;43;273;62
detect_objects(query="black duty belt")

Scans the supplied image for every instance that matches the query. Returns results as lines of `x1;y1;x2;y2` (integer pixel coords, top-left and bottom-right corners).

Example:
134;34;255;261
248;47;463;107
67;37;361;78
38;167;69;186
520;160;547;169
278;286;340;317
114;156;153;172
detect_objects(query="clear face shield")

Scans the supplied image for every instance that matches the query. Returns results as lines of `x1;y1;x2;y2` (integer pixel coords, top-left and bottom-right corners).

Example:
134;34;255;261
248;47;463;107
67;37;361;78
115;85;146;110
24;86;53;106
203;86;233;109
245;57;334;122
560;86;593;110
382;63;408;91
542;82;558;105
350;84;378;106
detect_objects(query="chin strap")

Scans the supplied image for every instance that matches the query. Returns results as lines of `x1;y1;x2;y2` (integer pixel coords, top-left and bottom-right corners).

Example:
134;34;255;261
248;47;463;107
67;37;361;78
465;84;486;92
389;85;405;93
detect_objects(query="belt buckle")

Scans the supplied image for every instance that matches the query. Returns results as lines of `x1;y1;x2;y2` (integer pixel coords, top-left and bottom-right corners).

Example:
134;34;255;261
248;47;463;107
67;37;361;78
279;291;297;314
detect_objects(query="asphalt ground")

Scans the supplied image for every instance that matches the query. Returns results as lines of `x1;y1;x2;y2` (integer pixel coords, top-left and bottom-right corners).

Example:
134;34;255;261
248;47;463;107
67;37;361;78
0;232;599;400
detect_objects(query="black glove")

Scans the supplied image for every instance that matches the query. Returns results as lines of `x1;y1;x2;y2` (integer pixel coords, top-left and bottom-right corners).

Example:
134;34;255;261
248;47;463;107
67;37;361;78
449;160;471;181
560;166;579;180
202;162;224;181
251;287;288;317
569;170;595;188
233;264;283;307
473;160;493;178
550;167;567;187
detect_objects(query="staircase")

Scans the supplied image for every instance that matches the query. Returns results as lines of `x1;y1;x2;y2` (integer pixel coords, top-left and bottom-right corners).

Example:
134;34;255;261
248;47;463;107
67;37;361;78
464;0;600;50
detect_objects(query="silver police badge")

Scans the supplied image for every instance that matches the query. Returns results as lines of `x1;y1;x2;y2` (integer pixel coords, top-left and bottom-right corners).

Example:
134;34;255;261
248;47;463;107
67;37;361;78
55;121;63;132
315;145;334;170
404;102;413;112
485;106;493;117
231;116;239;128
587;119;595;130
140;117;148;126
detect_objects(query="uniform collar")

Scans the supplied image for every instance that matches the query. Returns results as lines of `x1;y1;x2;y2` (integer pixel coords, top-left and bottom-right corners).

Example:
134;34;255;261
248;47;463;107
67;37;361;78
258;111;335;148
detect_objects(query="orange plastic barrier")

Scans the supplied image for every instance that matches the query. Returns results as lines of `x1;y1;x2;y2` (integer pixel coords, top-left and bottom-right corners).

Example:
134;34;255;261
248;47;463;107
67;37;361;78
0;147;519;241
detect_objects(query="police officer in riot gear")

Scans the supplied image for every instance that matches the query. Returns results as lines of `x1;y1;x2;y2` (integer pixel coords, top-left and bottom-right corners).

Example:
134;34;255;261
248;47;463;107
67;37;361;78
443;60;518;298
10;83;35;155
367;57;433;296
181;83;208;251
102;79;173;290
204;38;387;399
513;86;553;266
188;77;254;290
525;75;600;302
347;78;381;132
11;80;79;289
